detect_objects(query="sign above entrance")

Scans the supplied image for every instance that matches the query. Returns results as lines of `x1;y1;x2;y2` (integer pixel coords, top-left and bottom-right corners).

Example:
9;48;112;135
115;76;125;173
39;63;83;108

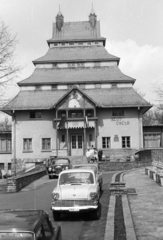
57;90;94;109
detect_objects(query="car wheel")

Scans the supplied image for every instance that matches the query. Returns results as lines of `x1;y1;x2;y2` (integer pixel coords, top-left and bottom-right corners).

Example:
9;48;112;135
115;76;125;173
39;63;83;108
49;175;51;179
53;211;60;221
91;205;101;220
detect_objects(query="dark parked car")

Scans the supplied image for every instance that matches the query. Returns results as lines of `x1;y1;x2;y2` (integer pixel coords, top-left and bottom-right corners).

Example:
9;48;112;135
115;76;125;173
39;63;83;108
48;157;72;179
0;169;2;179
0;209;62;240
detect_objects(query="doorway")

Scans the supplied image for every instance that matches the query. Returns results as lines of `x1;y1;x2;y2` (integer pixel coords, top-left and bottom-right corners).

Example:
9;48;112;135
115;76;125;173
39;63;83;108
71;134;83;156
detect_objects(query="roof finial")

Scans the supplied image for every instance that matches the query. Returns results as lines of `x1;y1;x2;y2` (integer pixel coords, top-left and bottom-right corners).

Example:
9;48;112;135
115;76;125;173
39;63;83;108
89;4;97;28
91;3;95;14
58;5;62;16
56;5;64;31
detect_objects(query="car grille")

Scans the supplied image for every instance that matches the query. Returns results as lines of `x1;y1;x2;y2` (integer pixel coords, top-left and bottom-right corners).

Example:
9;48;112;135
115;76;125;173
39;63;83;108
54;200;96;207
55;169;62;174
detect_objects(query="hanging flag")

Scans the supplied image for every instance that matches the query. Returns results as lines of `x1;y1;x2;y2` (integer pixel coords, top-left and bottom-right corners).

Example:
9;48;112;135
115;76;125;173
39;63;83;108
58;116;66;128
85;116;89;127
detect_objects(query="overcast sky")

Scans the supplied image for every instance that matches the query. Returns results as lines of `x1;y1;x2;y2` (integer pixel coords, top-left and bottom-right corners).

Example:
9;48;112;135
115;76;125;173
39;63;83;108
0;0;163;104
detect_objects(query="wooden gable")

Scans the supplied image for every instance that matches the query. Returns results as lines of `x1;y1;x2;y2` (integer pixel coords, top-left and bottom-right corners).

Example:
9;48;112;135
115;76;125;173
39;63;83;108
57;90;94;109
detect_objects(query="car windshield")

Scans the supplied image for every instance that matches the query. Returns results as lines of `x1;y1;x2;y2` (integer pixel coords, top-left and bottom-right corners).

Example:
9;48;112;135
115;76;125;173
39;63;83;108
59;172;94;185
0;232;34;240
52;159;69;165
73;165;97;174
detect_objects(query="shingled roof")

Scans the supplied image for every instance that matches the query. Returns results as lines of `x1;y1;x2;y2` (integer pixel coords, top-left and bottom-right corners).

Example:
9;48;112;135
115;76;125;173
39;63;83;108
33;46;119;64
3;87;151;113
47;21;106;43
18;67;135;86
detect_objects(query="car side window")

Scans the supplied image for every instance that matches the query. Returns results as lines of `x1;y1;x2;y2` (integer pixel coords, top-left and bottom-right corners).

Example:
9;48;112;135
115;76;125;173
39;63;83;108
36;218;53;240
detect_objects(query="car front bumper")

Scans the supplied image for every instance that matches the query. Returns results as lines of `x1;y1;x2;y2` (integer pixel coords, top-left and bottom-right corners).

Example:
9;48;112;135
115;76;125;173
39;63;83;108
51;200;98;212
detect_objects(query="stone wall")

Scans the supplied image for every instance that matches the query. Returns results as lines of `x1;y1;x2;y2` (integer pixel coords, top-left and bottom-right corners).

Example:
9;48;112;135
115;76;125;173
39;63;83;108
7;167;46;193
99;161;151;172
135;149;163;162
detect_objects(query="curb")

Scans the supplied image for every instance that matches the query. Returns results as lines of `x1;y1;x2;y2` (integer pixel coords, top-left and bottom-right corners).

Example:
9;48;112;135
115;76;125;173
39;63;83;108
104;195;115;240
104;171;137;240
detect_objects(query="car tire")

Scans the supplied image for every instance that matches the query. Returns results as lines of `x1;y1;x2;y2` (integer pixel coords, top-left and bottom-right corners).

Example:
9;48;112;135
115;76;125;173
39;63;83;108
49;175;51;179
91;205;101;220
53;211;60;221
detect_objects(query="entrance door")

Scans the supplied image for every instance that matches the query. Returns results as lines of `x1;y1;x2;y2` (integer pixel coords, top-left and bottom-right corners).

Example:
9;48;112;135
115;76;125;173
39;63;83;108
71;134;83;156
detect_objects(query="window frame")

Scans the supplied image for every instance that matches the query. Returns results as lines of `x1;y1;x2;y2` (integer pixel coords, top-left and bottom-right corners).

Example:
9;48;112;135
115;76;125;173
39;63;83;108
122;136;131;148
29;111;42;119
42;138;51;151
0;133;12;152
112;109;125;117
102;137;111;149
23;138;32;152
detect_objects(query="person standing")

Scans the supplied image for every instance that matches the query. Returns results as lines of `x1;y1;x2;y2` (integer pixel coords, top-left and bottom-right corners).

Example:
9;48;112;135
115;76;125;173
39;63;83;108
98;148;103;161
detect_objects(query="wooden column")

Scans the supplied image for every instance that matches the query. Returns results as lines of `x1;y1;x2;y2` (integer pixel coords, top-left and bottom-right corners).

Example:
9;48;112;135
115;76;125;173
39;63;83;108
84;109;86;155
94;108;97;149
56;110;58;157
66;122;69;155
12;110;16;176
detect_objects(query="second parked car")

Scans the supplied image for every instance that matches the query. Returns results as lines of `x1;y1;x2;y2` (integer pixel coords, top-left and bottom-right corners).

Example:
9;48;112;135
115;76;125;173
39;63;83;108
48;157;72;179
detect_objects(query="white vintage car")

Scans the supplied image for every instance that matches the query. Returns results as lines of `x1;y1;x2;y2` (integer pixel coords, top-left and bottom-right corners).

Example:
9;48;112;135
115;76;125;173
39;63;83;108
51;169;101;221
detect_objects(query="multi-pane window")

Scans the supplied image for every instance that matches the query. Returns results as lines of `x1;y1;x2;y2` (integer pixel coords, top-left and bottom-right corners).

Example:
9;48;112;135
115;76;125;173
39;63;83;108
0;134;11;152
122;137;130;148
29;111;41;119
23;138;32;151
42;138;51;150
112;109;124;117
102;137;111;149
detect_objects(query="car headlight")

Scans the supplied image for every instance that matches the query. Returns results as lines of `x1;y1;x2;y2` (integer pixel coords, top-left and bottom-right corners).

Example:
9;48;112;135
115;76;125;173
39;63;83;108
48;167;52;171
65;166;68;170
52;192;59;200
90;192;98;200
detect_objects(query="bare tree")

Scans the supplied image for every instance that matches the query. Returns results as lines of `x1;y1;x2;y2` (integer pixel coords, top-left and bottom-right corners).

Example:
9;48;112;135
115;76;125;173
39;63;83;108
0;115;11;130
0;20;20;83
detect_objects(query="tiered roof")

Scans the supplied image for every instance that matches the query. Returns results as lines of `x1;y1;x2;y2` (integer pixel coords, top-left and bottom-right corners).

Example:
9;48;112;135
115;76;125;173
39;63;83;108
3;7;152;113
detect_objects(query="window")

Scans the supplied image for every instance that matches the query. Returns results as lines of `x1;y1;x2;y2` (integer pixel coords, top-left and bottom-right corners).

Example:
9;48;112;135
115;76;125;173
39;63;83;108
36;218;53;240
112;109;124;117
68;110;83;118
86;109;94;117
102;137;111;149
122;136;130;148
52;85;57;90
35;86;42;91
0;163;4;170
94;62;100;67
42;138;51;151
112;83;117;87
52;63;57;68
23;138;32;151
8;163;11;170
77;63;84;67
0;134;11;152
62;135;65;142
29;111;42;119
69;42;74;45
68;63;75;68
78;42;83;45
54;43;58;46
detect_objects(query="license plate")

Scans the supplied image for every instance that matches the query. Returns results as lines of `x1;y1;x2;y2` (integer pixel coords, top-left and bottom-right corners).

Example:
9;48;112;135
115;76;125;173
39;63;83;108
69;208;79;212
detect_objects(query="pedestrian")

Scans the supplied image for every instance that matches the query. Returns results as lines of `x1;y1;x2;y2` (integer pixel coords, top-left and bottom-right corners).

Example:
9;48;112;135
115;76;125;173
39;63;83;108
98;148;103;162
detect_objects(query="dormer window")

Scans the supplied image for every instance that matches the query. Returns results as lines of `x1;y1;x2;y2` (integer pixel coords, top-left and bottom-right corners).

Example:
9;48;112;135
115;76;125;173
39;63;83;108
52;63;58;68
68;63;75;68
29;111;42;119
35;86;41;91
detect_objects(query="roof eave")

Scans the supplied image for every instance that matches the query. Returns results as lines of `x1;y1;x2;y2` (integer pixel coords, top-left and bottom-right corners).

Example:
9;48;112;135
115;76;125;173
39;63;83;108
18;79;135;86
47;38;106;46
32;58;120;65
